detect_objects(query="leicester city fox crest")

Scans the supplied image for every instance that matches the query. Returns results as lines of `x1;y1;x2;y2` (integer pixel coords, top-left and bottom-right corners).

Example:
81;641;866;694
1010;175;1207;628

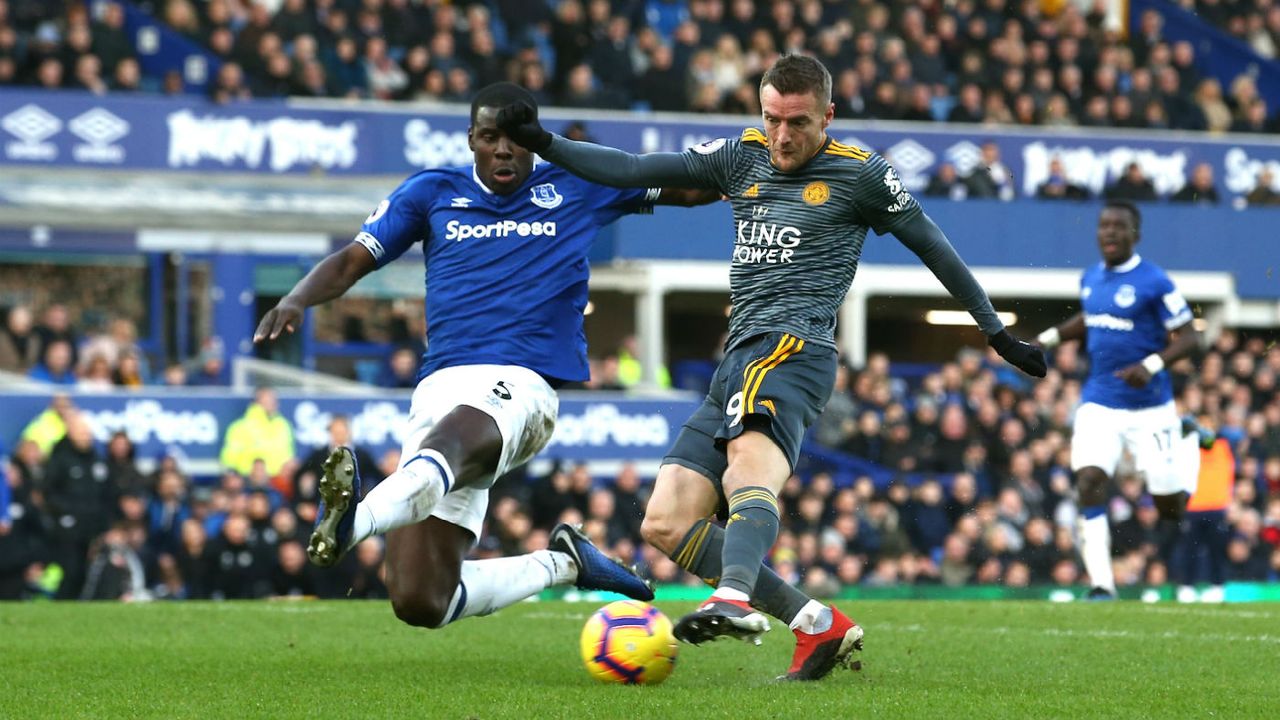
530;183;564;209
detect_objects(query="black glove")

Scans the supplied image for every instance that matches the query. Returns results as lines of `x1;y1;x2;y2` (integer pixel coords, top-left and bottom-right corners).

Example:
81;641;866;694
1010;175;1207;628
988;328;1047;378
494;101;552;154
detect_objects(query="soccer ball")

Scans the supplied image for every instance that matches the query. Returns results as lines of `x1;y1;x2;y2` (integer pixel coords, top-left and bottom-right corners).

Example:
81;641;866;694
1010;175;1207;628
579;600;678;685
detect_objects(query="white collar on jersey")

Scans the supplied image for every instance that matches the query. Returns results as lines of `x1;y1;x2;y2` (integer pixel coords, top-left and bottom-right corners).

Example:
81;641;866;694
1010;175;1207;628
471;164;495;194
1104;253;1142;273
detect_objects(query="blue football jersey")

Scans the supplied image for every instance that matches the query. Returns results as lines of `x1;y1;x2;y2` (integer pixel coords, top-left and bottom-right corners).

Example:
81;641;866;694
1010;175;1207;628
354;163;656;384
1079;254;1192;409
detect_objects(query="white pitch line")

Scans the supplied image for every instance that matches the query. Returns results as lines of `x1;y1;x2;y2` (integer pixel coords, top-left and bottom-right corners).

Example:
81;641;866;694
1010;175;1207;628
874;622;1280;645
1139;606;1280;620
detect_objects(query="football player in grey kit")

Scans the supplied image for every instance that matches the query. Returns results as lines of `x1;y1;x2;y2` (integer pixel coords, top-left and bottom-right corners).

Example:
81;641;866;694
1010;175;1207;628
498;54;1047;680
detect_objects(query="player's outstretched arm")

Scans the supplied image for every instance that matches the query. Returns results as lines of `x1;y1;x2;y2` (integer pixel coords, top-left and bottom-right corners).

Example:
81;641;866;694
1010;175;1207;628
892;212;1047;378
254;243;376;343
495;102;705;189
1035;313;1085;350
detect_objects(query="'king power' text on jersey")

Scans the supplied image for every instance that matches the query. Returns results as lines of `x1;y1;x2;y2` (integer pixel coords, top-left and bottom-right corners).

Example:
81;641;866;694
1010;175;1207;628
1079;254;1193;409
681;129;921;350
355;164;655;384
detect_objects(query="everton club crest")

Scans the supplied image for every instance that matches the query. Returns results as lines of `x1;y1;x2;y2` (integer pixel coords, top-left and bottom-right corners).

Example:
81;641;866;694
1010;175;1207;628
530;183;564;209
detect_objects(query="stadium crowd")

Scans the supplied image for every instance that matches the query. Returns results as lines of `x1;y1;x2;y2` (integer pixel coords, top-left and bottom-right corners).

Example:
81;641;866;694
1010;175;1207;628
3;0;1277;136
3;326;1279;602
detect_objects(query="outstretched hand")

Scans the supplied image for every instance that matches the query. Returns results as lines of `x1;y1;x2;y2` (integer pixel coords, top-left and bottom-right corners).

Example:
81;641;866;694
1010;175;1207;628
988;328;1048;378
495;101;552;154
254;300;304;343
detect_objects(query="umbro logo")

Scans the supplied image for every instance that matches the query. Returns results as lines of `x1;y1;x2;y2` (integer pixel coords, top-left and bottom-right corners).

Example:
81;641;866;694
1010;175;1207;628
2;104;60;144
451;197;472;207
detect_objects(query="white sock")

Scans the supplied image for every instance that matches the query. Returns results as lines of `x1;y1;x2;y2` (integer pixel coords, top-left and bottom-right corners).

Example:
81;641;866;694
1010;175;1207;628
711;587;750;603
435;550;577;627
1079;513;1115;593
348;449;453;550
788;600;832;634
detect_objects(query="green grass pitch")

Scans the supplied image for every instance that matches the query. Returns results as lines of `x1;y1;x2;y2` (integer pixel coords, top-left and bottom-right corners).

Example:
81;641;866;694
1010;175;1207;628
2;600;1277;719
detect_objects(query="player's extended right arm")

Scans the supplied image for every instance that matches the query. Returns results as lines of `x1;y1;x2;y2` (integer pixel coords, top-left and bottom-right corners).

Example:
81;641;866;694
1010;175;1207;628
496;102;706;188
1035;313;1086;348
254;243;376;342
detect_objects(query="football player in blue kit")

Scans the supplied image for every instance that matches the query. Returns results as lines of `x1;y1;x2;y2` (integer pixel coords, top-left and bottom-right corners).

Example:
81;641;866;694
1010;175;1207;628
1035;201;1201;600
255;83;714;630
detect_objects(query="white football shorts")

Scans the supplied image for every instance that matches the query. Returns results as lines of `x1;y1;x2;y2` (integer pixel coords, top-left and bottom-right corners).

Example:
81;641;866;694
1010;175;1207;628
1070;401;1197;496
399;364;558;538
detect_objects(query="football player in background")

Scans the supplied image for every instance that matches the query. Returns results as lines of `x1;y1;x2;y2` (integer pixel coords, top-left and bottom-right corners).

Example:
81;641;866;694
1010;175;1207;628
256;82;714;630
497;54;1047;679
1036;201;1201;600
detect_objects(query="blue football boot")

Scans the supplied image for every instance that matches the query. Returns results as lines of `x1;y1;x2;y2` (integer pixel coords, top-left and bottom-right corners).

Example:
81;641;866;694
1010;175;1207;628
549;523;654;601
307;447;362;567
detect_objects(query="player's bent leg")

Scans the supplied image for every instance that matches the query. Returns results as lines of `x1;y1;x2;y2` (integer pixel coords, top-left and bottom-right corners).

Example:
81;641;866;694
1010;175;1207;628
339;407;503;565
674;427;787;645
639;462;722;559
386;517;642;628
652;455;860;678
385;517;470;628
1075;466;1116;598
1152;491;1189;569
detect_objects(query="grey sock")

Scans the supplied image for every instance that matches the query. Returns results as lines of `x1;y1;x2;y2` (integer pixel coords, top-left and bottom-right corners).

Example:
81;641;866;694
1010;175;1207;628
670;517;809;625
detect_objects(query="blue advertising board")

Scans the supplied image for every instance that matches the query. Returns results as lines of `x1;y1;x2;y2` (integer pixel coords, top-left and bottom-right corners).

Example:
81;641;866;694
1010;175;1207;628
0;390;701;474
3;89;1280;203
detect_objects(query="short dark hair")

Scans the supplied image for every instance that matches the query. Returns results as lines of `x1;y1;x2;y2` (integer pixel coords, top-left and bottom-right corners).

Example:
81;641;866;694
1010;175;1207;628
759;54;832;104
1103;200;1141;232
470;82;536;125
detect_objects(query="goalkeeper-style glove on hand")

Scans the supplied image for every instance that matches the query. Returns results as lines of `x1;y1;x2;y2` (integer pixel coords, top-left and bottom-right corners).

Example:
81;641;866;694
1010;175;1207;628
988;329;1048;378
494;101;552;154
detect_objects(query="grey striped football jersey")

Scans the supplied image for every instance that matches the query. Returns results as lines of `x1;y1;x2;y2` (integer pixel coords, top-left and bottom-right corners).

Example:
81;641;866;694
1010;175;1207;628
681;128;922;351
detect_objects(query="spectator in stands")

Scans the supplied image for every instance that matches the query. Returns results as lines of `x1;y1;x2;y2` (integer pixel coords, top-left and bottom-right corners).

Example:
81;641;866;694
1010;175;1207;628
1035;157;1090;201
297;414;377;502
363;36;407;101
964;142;1016;201
1245;168;1280;207
28;339;76;385
1104;162;1158;202
1171;162;1221;205
189;338;226;386
380;346;420;389
81;317;145;377
174;518;213;599
110;57;142;92
43;413;111;598
210;512;273;599
76;353;113;391
924;162;968;201
34;305;77;366
616;335;670;389
91;1;131;73
80;525;148;601
0;305;40;373
1194;78;1233;134
324;36;367;98
1231;99;1276;134
219;387;295;477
